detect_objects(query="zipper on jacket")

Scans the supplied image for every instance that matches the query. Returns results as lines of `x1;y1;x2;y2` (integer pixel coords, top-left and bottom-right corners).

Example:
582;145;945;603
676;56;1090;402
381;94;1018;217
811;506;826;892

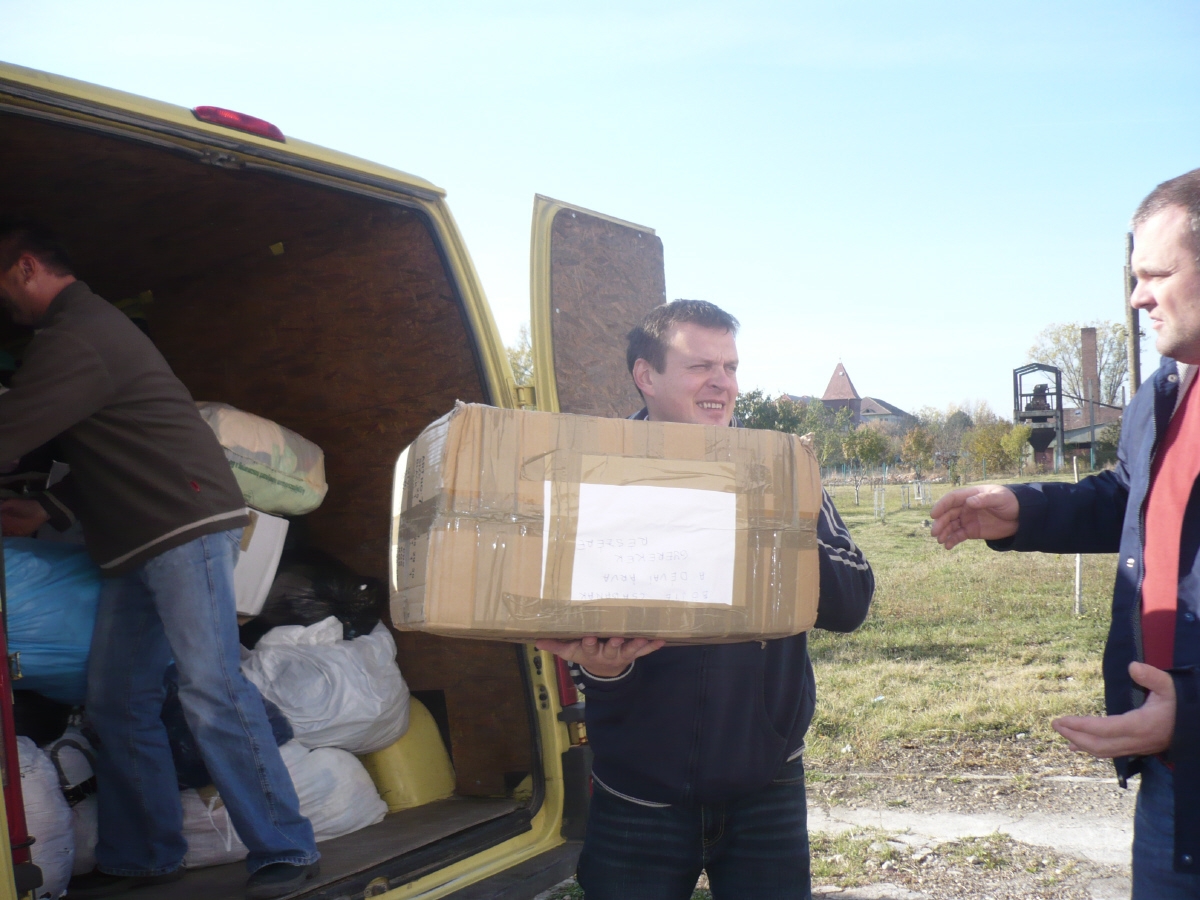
1133;373;1173;669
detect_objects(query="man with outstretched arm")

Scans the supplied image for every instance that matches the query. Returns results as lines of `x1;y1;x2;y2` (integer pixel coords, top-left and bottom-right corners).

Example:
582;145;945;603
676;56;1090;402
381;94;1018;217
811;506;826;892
930;168;1200;899
537;299;875;900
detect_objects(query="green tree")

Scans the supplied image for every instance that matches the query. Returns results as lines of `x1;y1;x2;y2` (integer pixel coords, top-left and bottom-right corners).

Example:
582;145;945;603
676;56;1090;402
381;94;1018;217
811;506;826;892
507;324;534;387
842;425;888;505
1000;424;1033;474
901;426;935;478
965;421;1015;476
734;391;806;434
1096;420;1121;466
1028;320;1129;406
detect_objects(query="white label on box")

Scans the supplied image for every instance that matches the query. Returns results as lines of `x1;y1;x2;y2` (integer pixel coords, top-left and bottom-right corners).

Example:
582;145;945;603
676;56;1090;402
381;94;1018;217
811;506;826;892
544;482;736;605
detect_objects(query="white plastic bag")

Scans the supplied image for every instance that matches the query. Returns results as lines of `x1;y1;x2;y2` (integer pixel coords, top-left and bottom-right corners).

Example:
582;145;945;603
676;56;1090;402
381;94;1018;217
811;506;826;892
45;730;98;876
279;742;387;841
17;737;73;898
182;788;248;868
241;618;409;753
179;744;386;867
196;402;328;514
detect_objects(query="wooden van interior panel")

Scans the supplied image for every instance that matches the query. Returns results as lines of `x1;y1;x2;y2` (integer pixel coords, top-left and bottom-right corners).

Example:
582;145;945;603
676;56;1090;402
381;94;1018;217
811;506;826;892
393;632;533;798
0;112;489;574
149;205;485;579
2;112;534;803
549;208;666;418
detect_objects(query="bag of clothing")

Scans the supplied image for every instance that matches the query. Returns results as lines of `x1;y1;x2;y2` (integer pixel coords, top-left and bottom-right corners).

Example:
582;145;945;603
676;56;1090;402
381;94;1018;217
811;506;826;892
196;403;327;515
161;663;294;789
181;787;248;869
17;737;74;898
240;618;409;754
255;551;384;641
3;539;101;705
180;743;386;868
278;742;386;841
45;729;98;876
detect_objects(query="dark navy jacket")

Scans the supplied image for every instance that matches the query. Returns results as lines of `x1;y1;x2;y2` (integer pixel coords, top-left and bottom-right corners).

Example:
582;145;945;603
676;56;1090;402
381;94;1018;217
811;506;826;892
572;423;874;804
994;357;1200;873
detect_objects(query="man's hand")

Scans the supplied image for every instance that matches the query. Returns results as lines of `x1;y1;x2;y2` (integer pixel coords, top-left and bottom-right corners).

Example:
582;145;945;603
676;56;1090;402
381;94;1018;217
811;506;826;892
1052;662;1175;758
929;485;1020;550
1;497;49;536
534;636;665;679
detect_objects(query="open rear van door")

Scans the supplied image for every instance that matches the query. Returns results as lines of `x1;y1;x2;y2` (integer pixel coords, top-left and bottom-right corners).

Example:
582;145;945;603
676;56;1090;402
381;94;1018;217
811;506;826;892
528;195;665;417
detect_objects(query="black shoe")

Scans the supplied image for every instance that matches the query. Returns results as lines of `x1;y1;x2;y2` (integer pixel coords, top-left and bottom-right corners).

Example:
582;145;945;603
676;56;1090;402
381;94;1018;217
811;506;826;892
245;862;320;900
67;868;185;898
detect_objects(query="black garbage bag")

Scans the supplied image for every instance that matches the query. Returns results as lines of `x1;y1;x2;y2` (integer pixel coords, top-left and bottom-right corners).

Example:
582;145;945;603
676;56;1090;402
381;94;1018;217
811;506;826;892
161;664;293;789
252;549;385;643
12;690;73;746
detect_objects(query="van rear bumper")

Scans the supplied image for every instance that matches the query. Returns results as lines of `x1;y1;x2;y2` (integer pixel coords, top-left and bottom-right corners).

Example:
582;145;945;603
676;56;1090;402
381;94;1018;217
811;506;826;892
443;842;581;899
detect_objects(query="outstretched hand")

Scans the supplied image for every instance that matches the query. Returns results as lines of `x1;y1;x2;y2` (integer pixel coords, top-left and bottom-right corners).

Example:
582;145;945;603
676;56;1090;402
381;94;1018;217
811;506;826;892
534;636;665;679
929;485;1020;550
1052;662;1175;758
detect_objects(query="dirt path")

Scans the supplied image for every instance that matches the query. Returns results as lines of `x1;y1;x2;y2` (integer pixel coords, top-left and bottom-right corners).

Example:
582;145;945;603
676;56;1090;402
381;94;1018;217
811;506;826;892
804;741;1136;899
541;742;1139;899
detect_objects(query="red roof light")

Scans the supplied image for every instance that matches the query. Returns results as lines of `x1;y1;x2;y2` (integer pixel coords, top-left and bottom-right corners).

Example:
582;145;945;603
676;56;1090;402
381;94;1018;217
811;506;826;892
192;106;285;142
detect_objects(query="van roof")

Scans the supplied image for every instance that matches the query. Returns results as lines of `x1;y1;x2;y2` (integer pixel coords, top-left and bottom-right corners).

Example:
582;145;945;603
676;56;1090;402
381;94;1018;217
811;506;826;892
0;60;446;199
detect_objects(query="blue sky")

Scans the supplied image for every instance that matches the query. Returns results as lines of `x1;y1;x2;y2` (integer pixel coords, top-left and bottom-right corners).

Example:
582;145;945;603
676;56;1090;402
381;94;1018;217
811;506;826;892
4;1;1198;417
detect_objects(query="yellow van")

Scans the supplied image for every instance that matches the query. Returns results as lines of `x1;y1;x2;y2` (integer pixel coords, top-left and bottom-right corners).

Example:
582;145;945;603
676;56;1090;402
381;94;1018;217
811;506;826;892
0;60;669;900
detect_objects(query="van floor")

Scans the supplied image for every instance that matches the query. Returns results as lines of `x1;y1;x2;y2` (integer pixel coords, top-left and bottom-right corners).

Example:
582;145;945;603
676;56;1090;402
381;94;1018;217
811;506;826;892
123;797;523;900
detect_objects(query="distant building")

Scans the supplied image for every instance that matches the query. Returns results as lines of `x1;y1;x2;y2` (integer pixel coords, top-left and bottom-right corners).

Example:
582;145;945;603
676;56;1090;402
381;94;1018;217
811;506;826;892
816;364;909;427
860;396;913;428
821;364;862;423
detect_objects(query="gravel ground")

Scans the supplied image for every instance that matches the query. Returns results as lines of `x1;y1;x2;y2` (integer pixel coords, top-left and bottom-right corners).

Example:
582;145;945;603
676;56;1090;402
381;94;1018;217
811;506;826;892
541;738;1137;899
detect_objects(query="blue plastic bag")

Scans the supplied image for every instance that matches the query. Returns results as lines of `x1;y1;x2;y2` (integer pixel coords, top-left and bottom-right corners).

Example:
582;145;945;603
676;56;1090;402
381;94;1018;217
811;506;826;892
3;538;101;705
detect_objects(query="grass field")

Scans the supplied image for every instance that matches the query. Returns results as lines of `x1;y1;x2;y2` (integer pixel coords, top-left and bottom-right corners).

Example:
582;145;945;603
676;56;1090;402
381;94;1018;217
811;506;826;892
808;477;1116;769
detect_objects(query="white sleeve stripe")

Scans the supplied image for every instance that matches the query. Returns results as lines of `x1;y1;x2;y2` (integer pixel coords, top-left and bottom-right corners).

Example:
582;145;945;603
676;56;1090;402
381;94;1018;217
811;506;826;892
817;490;868;568
567;659;636;682
817;539;872;570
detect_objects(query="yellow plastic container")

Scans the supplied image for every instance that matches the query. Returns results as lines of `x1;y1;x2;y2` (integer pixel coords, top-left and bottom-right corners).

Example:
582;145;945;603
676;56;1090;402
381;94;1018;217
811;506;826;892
359;698;456;811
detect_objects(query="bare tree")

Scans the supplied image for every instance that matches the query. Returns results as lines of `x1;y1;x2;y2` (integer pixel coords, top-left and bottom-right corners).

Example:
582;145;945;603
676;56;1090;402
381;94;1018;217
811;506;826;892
1028;321;1128;406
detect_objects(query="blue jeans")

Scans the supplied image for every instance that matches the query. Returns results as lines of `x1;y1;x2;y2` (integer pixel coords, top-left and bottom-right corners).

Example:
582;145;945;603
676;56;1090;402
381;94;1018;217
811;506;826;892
576;756;811;900
1133;758;1200;898
87;529;318;876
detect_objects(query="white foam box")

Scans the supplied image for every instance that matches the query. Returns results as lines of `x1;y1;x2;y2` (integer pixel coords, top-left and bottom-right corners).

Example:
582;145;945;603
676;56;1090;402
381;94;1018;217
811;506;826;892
234;510;289;616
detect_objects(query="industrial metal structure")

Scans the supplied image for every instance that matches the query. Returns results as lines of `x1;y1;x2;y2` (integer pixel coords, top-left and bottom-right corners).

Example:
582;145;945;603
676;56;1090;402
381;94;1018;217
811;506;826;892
1013;363;1065;473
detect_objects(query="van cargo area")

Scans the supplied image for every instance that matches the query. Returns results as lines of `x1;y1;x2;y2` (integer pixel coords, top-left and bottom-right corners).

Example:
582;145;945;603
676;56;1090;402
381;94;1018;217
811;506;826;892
0;106;545;898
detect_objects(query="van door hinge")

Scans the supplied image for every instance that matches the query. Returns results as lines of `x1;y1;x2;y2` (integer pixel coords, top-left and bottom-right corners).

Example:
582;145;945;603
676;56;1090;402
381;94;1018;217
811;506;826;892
197;150;246;169
515;385;537;409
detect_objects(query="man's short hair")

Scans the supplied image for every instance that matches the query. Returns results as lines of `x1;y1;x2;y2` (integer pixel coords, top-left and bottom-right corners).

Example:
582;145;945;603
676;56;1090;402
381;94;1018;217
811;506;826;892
1132;168;1200;264
626;299;740;374
0;219;75;276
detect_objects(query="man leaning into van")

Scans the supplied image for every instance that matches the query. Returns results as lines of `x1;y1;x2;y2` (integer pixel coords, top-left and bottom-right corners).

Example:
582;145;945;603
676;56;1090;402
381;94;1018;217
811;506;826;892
0;221;320;900
536;300;875;900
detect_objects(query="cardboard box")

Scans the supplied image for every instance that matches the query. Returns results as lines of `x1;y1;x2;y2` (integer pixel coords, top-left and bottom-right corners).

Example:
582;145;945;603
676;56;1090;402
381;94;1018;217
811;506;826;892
389;403;821;643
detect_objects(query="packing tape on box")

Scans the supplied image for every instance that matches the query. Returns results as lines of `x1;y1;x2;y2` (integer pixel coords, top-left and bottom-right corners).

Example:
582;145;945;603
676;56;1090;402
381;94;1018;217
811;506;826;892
390;403;820;643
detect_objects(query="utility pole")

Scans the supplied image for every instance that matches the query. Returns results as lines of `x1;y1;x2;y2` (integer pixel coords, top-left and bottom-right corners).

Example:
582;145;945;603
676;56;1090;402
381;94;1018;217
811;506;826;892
1125;232;1141;398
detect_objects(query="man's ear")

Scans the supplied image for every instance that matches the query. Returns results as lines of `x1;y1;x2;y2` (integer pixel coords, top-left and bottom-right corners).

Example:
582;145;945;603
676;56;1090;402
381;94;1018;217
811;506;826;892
632;358;656;399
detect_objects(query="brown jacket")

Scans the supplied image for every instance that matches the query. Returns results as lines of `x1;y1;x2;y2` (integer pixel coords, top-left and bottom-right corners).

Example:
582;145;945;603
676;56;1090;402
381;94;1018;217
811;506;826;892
0;282;248;573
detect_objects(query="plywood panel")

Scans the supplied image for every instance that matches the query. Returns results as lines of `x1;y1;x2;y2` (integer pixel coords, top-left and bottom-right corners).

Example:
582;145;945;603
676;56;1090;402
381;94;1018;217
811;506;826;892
1;111;530;801
0;112;487;579
549;209;665;418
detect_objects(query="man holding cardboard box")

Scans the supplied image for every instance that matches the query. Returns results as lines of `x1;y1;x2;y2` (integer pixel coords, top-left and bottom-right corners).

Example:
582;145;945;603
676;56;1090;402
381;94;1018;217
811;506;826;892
536;300;875;900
